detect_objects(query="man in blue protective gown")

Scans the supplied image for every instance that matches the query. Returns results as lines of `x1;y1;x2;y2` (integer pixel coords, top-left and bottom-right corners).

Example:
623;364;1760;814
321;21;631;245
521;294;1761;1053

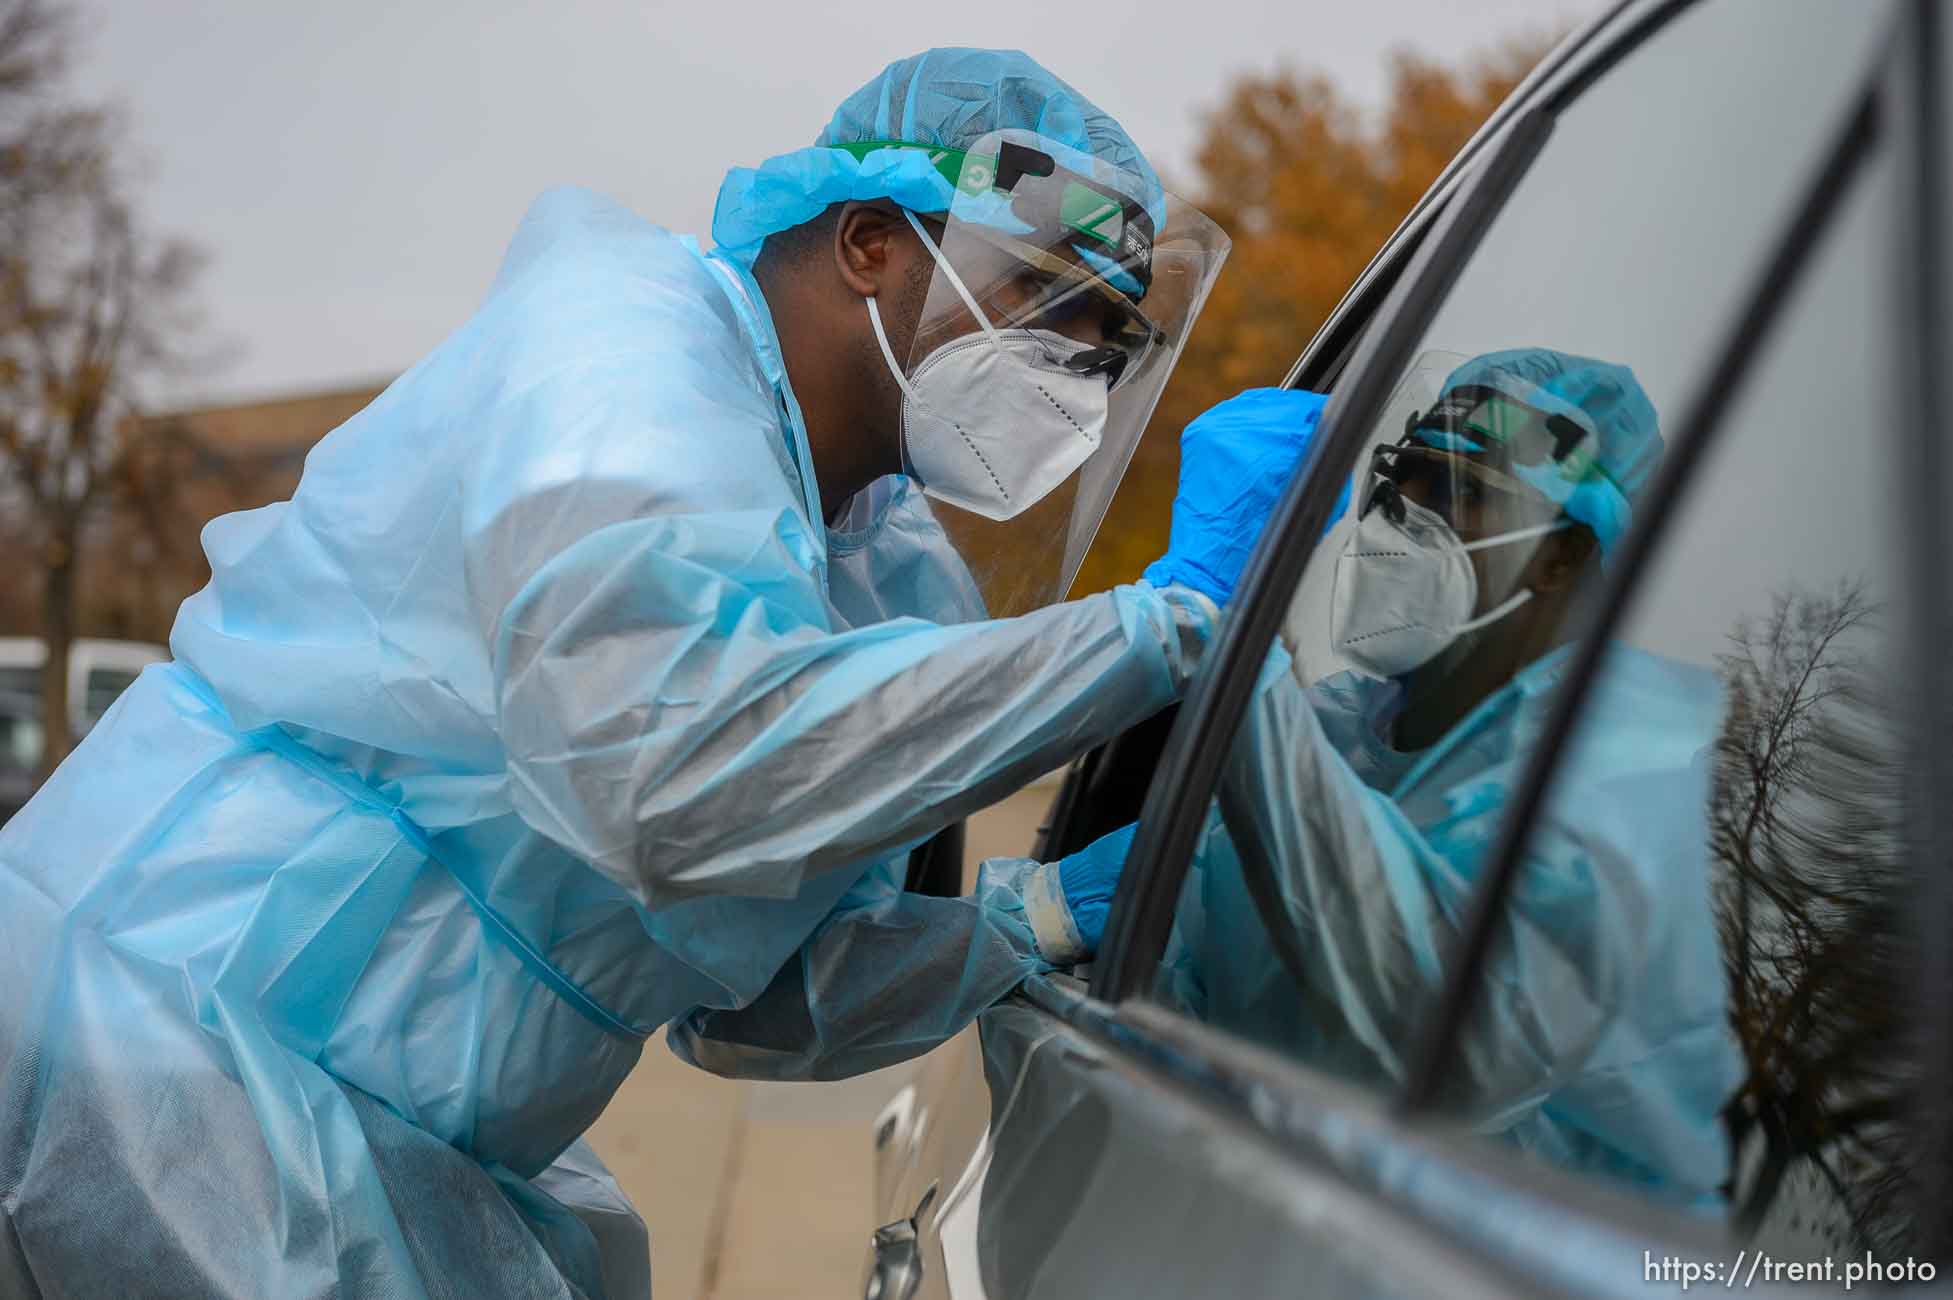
0;50;1320;1299
1119;349;1740;1208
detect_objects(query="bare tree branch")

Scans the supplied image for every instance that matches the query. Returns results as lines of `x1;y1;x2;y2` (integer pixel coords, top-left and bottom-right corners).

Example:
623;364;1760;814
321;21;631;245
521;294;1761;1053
1714;580;1932;1252
0;3;205;774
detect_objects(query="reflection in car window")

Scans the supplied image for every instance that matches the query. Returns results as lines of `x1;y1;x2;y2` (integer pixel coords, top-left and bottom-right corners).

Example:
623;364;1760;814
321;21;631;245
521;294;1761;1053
1159;345;1733;1210
1145;0;1908;1239
1499;143;1916;1250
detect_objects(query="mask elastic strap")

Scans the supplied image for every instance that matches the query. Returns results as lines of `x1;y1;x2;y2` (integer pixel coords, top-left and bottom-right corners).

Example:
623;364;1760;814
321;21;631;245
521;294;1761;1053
1453;518;1566;635
866;295;925;405
1459;518;1569;552
867;208;1012;405
902;209;1006;351
1455;587;1533;635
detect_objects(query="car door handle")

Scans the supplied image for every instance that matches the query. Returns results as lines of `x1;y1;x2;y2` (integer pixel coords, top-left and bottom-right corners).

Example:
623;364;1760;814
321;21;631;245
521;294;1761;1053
863;1183;937;1300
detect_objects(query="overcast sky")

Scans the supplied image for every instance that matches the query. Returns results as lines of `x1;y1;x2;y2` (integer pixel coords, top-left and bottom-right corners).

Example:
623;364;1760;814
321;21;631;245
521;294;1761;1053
72;0;1596;406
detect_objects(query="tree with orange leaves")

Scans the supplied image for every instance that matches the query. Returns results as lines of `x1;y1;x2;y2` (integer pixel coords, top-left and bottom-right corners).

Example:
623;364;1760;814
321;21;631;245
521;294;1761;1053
1076;41;1551;595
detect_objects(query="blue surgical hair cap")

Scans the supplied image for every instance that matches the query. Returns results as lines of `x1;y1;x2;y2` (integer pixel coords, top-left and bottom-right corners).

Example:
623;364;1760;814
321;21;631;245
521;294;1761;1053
712;48;1164;268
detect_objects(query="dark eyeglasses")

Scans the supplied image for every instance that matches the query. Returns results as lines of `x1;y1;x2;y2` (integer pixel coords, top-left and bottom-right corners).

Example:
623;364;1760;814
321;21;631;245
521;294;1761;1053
1362;441;1563;533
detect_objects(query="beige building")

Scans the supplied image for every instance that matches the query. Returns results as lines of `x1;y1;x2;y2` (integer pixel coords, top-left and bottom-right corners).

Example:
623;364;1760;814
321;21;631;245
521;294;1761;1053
1;381;388;644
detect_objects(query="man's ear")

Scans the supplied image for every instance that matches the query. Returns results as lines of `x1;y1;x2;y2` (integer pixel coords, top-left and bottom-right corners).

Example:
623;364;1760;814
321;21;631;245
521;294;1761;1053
834;202;910;299
1534;525;1600;595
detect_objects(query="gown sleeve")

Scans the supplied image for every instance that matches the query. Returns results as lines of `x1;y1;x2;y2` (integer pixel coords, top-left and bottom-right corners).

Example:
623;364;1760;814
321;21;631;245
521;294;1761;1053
666;853;1075;1080
1193;656;1668;1122
485;512;1212;908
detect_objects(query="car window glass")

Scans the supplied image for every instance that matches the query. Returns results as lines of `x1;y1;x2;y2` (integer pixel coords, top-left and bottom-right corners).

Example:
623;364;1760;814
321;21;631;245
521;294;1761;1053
1143;0;1901;1217
1442;139;1920;1247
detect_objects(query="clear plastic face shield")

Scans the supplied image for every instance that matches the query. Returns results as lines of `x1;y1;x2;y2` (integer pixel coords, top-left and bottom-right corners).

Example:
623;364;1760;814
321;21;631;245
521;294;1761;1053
1297;353;1610;693
853;131;1229;618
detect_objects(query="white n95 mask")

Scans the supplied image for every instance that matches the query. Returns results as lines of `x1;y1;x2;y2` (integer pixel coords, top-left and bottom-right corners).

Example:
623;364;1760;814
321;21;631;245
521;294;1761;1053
865;210;1111;522
1330;494;1565;679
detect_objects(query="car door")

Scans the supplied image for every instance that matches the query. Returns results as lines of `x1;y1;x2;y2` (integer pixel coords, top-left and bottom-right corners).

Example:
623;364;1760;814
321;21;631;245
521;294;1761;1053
866;1;1952;1296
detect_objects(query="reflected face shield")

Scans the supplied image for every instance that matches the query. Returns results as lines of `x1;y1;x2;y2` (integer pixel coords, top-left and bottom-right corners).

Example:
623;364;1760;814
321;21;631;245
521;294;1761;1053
855;131;1229;618
1315;357;1608;684
1363;374;1616;541
1406;384;1606;500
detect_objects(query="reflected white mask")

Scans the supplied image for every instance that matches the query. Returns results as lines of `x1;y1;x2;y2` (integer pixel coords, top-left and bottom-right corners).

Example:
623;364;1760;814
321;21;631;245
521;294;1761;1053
865;210;1109;522
1330;494;1567;679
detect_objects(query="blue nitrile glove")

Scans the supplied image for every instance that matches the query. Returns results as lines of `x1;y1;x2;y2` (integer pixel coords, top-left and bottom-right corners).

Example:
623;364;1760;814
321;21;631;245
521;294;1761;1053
1055;822;1139;958
1143;387;1348;604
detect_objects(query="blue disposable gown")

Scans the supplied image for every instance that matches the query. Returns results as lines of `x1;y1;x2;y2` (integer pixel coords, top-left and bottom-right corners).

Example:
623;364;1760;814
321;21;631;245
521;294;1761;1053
0;187;1209;1299
1160;644;1744;1207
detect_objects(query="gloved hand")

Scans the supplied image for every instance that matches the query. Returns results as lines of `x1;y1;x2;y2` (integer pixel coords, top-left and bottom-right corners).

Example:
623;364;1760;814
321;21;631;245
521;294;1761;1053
1143;387;1347;604
1056;822;1139;956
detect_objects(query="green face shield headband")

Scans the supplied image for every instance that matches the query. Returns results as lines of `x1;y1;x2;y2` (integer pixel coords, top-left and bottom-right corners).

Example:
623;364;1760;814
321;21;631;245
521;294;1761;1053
1406;384;1612;492
831;139;1157;298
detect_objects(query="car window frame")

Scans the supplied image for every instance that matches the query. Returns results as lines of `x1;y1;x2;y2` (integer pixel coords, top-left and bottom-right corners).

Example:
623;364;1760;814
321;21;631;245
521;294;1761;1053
1053;0;1948;1248
1893;0;1953;1234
